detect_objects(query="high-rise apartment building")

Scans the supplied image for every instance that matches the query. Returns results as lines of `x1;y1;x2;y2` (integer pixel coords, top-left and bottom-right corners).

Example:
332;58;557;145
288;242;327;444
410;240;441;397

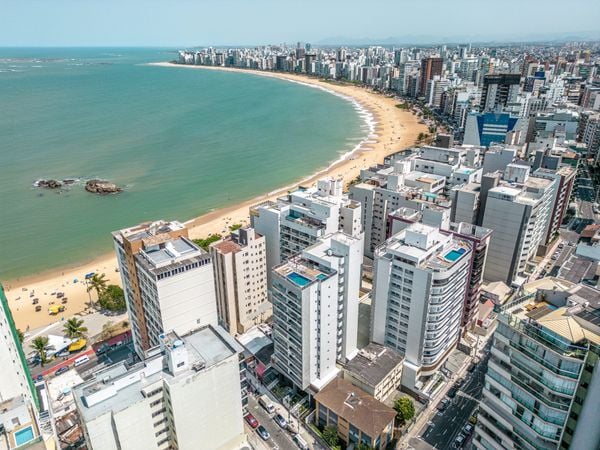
533;166;576;246
371;223;472;389
271;232;363;392
74;325;246;450
480;73;521;111
210;227;270;335
474;280;600;450
113;220;218;356
0;284;37;407
482;172;554;285
419;57;443;97
250;178;362;277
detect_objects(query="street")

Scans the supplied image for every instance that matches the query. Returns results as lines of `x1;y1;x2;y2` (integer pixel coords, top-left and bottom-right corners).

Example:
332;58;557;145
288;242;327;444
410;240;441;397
245;395;313;450
415;353;488;450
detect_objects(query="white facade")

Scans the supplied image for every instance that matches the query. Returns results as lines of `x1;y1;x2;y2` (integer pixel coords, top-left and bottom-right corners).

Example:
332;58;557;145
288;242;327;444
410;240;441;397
0;285;34;405
113;221;218;356
271;232;363;391
75;325;246;450
250;177;362;279
210;227;270;335
482;177;554;285
371;223;471;389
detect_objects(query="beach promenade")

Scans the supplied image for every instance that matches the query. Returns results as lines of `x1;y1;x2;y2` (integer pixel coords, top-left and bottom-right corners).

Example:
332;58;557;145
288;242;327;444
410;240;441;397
4;63;427;330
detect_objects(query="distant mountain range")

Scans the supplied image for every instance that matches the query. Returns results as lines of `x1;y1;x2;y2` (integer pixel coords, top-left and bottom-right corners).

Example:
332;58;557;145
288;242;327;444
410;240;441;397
314;31;600;47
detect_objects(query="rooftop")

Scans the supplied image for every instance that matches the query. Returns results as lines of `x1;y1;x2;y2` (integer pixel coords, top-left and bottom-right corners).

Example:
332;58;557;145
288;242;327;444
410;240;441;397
273;255;336;289
344;343;403;388
380;223;471;271
112;220;186;244
315;377;396;438
136;236;210;275
74;325;241;422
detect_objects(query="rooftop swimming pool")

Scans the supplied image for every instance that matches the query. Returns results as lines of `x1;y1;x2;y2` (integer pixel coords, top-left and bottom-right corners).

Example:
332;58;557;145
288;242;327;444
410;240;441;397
287;271;311;287
14;426;34;447
445;247;466;262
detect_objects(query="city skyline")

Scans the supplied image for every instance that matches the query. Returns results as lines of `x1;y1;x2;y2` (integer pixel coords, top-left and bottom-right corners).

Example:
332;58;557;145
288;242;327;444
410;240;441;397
2;0;600;47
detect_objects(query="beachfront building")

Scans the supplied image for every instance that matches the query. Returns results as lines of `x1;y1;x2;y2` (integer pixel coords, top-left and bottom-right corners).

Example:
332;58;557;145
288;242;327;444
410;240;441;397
482;171;554;286
210;227;270;335
250;177;362;280
474;280;600;450
0;284;37;407
74;325;246;450
271;232;363;392
112;221;218;357
371;223;472;390
314;377;396;449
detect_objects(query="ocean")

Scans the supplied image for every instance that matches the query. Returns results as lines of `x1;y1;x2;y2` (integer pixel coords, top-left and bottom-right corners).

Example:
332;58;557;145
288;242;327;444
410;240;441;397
0;48;367;280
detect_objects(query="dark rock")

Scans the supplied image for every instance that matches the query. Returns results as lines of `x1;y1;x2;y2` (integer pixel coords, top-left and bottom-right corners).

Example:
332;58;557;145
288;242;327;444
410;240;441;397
36;179;62;189
85;179;123;195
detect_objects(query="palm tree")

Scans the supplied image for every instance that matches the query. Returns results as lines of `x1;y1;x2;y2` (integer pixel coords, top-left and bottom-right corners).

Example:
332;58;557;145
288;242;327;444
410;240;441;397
16;329;24;343
63;318;88;339
86;273;108;307
30;336;50;366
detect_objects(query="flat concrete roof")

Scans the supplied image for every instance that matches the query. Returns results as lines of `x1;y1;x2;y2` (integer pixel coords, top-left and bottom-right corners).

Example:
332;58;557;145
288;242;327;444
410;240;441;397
345;343;403;388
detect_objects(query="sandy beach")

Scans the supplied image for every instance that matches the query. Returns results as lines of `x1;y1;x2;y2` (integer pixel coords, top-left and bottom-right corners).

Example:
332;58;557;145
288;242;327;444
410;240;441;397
4;62;426;331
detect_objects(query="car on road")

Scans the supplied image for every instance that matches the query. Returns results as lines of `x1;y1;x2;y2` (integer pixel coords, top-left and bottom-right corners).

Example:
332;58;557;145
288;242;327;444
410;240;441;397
257;425;270;441
454;433;466;448
244;413;259;429
437;398;450;411
273;413;287;428
55;366;69;376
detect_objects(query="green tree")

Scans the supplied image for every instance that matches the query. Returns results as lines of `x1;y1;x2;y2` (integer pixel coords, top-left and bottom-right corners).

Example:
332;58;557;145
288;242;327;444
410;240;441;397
229;223;243;232
16;329;24;343
417;132;427;142
193;234;222;251
98;285;126;311
356;444;375;450
322;425;339;447
63;318;88;339
87;273;108;305
394;397;416;425
30;336;50;366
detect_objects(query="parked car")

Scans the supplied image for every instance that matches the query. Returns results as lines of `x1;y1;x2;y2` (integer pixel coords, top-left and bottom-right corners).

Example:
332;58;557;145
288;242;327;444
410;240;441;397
258;394;275;413
467;363;476;373
244;413;259;429
462;423;474;435
447;386;458;398
257;425;270;441
55;366;69;376
273;413;287;428
469;414;478;425
454;433;466;448
437;398;449;411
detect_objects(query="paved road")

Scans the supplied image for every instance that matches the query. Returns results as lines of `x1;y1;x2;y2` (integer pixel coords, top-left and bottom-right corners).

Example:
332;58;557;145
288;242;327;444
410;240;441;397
245;395;301;450
418;354;488;449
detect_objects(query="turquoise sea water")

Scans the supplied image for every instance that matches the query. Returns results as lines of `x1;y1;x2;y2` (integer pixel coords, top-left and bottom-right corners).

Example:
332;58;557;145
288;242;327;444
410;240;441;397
0;48;365;280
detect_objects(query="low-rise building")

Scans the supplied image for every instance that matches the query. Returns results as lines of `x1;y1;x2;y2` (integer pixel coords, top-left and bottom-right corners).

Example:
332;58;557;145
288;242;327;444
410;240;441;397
0;396;44;450
315;377;395;450
343;343;403;402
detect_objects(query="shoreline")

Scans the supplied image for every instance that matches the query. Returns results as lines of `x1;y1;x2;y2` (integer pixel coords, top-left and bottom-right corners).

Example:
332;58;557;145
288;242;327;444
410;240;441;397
4;62;427;330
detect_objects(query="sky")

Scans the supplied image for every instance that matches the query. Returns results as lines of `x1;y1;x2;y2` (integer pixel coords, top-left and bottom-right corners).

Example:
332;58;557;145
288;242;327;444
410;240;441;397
3;0;600;47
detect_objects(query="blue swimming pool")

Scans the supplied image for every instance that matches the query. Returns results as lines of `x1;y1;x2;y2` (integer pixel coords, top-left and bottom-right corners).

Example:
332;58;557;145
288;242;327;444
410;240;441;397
287;271;311;286
445;248;466;262
14;426;34;447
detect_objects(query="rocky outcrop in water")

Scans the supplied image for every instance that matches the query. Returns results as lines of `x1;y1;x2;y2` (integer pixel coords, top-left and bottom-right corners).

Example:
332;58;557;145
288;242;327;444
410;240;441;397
85;180;123;195
36;179;62;189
